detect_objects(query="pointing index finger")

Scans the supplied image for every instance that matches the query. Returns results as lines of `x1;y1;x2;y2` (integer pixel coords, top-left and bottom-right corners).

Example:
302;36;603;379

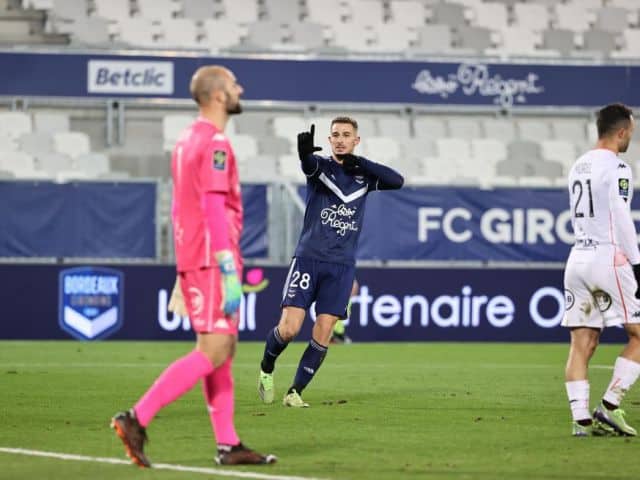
310;124;315;137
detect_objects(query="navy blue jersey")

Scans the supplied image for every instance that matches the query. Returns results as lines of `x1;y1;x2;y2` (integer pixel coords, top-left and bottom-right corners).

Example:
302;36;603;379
294;155;380;265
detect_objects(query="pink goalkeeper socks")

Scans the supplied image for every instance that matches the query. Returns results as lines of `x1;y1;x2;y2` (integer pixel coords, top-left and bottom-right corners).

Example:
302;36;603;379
134;350;214;427
202;357;240;446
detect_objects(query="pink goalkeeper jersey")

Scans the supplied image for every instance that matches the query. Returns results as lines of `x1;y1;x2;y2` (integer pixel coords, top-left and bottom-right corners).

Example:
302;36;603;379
171;117;242;272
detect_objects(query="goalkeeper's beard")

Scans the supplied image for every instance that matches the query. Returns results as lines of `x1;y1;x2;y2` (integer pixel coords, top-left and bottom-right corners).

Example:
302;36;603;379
226;99;242;115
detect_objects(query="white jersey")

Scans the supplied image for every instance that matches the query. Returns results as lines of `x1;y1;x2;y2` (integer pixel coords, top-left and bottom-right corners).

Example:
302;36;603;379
567;148;639;264
563;148;640;328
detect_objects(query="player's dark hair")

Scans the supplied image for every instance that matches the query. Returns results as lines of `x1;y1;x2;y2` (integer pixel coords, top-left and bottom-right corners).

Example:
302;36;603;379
596;103;633;138
331;116;358;130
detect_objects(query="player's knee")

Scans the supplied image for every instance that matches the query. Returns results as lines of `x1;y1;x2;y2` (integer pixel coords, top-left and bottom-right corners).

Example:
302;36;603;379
277;323;299;342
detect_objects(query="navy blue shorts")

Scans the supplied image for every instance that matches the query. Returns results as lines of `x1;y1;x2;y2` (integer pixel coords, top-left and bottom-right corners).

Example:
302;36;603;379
281;256;356;318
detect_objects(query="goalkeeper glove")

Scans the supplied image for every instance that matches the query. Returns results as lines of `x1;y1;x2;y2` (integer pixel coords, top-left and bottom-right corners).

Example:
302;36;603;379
297;124;322;161
633;264;640;299
337;153;361;174
216;250;242;315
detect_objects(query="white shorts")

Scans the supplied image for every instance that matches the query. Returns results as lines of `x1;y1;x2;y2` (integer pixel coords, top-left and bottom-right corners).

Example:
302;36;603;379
562;245;640;328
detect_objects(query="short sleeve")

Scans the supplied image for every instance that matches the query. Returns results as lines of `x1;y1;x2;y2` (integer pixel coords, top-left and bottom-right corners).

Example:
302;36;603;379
202;136;232;193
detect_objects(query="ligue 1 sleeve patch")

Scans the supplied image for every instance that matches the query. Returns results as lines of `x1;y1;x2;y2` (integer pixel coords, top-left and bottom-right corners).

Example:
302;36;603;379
213;150;227;170
619;178;630;196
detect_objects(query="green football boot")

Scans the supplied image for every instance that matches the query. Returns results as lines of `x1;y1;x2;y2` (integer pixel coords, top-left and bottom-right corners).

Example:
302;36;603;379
258;370;274;404
593;403;637;436
282;389;309;408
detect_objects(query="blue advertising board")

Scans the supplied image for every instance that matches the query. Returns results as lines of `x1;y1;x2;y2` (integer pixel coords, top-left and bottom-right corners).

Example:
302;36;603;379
0;181;268;259
0;263;627;343
356;186;640;262
0;51;638;108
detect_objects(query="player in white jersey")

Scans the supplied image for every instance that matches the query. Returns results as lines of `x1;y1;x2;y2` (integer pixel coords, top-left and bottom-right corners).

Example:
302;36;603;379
563;103;640;437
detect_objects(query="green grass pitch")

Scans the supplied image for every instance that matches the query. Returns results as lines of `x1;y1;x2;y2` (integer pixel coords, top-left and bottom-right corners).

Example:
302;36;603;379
1;341;639;480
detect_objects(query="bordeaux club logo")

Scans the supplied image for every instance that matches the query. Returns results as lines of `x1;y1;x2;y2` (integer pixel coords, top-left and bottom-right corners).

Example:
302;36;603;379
59;266;124;340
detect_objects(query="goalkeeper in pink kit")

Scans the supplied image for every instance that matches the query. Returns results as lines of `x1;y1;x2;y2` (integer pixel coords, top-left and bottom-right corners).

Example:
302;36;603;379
111;65;276;467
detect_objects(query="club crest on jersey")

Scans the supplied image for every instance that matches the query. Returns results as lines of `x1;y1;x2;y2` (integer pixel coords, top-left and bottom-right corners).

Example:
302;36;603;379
59;267;124;340
619;178;629;196
213;150;227;170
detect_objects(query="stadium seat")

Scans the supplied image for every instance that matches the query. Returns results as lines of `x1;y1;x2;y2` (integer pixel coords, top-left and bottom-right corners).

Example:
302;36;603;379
401;137;436;161
243;21;288;50
157;18;201;49
18;132;52;156
49;0;87;22
273;116;307;139
162;114;193;152
233;112;271;136
22;0;52;10
582;28;618;57
93;0;130;22
436;137;471;161
0;112;32;139
0;151;43;178
411;25;455;54
513;3;551;32
136;0;179;21
611;28;640;58
278;154;306;183
258;136;293;156
541;139;576;172
489;27;543;57
66;17;111;46
541;28;576;57
470;2;508;31
388;0;427;28
595;6;632;33
377;116;411;138
361;137;401;163
74;152;111;177
533;160;563;179
306;0;345;26
507;139;542;163
414;116;447;141
481;117;517;142
220;0;258;23
456;26;494;53
36;151;72;175
330;23;376;52
550;118;588;145
181;0;217;20
372;24;415;53
553;4;594;32
344;0;385;26
52;131;90;158
289;22;326;51
116;18;157;48
567;0;604;9
430;2;469;29
471;138;507;164
202;19;244;51
448;117;482;139
0;135;17;151
517;119;552;142
262;0;302;23
229;134;258;160
608;0;640;9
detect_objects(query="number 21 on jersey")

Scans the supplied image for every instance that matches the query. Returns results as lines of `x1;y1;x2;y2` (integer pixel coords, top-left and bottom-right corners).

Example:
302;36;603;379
572;179;594;218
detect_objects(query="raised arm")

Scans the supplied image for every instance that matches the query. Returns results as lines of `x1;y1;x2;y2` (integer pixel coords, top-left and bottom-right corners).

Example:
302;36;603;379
340;154;404;190
297;124;323;177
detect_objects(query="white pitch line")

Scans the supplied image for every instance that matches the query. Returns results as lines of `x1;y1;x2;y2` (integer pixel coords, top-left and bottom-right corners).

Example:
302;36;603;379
0;447;327;480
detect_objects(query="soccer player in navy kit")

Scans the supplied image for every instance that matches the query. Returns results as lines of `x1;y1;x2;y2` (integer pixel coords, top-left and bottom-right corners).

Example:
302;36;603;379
257;117;404;407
